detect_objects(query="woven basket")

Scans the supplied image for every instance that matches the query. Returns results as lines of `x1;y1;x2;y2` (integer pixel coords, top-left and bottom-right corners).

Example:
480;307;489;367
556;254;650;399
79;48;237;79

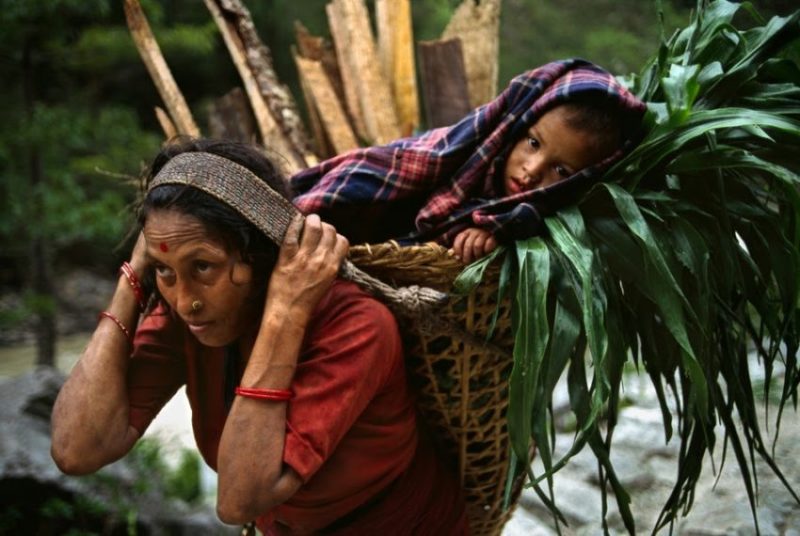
349;241;526;536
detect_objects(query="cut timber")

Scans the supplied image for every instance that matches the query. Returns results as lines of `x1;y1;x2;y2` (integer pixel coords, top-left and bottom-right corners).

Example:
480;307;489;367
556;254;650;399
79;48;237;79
294;22;346;113
326;1;367;141
154;106;178;140
442;0;501;108
205;0;304;175
293;47;331;158
294;53;359;156
376;0;419;137
216;0;314;166
329;0;400;145
207;88;257;143
124;0;199;137
418;39;472;128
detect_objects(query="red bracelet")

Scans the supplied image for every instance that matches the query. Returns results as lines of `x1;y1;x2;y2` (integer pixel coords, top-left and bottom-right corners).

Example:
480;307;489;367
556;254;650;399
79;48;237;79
234;386;293;401
120;261;146;311
98;311;132;343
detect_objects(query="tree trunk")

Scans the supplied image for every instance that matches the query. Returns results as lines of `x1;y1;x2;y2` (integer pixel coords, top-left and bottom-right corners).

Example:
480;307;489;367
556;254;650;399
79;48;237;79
23;39;56;367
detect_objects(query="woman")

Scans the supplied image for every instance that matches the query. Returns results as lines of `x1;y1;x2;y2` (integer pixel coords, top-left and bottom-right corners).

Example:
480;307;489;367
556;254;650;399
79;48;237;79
50;139;468;534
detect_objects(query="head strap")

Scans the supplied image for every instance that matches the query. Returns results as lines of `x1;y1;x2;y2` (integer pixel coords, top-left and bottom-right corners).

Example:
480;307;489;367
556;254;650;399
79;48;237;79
149;151;299;244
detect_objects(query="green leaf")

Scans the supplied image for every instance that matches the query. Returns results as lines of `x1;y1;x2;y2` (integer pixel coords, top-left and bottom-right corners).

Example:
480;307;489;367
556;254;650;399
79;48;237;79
508;238;551;466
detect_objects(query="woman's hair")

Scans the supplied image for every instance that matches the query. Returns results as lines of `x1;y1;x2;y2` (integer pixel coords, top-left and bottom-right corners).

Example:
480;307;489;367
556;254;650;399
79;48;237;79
140;137;291;282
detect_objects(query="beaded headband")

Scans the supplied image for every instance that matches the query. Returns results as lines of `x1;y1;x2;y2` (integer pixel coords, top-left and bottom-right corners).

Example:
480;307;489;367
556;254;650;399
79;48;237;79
149;151;298;244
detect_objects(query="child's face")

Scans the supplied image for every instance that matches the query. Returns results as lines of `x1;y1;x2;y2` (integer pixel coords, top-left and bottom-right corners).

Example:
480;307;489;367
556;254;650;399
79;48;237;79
502;106;611;196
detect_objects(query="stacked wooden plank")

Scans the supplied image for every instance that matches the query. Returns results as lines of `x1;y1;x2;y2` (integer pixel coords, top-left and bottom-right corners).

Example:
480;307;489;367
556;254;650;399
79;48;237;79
125;0;500;166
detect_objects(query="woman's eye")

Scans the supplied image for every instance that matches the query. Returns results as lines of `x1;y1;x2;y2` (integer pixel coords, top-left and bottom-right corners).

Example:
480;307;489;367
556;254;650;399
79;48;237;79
194;261;212;274
556;165;572;178
526;137;539;149
154;264;174;278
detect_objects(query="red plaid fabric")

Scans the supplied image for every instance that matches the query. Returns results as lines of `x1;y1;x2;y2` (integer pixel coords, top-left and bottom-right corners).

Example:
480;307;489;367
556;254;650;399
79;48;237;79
291;59;646;245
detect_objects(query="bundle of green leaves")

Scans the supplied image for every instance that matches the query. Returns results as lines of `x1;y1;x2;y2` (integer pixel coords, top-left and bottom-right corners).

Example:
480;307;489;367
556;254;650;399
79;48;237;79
457;1;800;532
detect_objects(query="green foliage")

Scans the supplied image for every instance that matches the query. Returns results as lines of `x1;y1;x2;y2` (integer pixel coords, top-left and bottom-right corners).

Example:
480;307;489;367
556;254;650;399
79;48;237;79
499;0;690;86
457;1;800;532
165;449;203;503
128;437;203;504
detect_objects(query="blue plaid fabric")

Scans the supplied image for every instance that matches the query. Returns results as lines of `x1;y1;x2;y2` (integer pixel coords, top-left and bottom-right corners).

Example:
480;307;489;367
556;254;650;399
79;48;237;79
291;58;646;244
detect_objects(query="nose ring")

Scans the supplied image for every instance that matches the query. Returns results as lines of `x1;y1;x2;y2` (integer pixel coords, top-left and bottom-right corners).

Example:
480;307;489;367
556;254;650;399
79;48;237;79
191;300;203;311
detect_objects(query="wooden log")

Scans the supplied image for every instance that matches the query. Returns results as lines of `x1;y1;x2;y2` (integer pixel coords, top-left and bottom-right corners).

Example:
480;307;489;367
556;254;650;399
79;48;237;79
124;0;200;137
205;0;304;175
216;0;315;166
294;52;359;157
417;39;472;128
154;106;178;140
442;0;501;108
293;45;333;158
330;0;400;145
207;87;257;143
326;1;367;141
376;0;419;137
294;21;347;124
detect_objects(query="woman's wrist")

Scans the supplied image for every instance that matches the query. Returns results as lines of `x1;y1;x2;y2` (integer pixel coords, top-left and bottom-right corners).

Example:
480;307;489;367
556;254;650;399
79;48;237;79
119;262;147;311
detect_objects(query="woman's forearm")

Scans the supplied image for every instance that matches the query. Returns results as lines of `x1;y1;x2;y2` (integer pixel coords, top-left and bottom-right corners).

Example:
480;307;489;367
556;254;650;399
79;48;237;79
50;275;142;474
215;310;306;524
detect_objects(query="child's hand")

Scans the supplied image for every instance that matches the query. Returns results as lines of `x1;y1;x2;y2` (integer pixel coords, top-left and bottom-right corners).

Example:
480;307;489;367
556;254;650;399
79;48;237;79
451;227;497;264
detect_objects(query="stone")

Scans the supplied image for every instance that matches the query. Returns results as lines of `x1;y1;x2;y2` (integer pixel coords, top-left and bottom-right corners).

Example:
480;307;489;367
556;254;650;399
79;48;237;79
0;368;235;535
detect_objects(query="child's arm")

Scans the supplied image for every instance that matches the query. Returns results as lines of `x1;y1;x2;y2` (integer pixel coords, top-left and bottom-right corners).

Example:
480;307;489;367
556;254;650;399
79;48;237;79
451;227;498;264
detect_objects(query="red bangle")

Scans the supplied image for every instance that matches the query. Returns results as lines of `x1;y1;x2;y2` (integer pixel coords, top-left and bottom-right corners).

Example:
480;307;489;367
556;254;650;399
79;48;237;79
98;311;132;343
120;261;146;311
234;386;293;401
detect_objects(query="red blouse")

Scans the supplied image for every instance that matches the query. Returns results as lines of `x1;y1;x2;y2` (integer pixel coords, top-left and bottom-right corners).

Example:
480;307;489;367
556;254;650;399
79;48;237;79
127;280;467;534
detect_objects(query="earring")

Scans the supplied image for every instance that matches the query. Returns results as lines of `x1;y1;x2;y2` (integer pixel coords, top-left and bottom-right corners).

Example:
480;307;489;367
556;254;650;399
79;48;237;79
191;300;203;311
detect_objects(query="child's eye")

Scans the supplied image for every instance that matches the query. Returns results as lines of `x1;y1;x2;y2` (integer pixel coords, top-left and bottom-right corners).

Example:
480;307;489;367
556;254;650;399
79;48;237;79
555;165;572;178
526;137;540;149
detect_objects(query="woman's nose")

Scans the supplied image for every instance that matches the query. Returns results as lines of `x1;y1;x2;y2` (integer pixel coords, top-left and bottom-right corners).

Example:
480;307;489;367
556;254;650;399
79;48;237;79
175;280;197;315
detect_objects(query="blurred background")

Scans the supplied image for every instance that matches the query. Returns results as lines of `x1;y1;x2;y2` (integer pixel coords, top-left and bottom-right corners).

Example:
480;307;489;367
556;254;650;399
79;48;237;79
1;1;797;533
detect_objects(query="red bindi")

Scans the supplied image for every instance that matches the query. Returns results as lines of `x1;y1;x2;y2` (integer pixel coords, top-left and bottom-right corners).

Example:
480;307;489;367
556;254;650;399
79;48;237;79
159;242;169;252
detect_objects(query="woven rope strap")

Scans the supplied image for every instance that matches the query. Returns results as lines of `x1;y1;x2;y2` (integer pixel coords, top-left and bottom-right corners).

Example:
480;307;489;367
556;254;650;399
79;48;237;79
150;152;448;317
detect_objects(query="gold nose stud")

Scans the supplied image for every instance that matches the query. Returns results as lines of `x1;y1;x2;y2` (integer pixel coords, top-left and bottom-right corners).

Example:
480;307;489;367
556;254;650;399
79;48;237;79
191;300;203;311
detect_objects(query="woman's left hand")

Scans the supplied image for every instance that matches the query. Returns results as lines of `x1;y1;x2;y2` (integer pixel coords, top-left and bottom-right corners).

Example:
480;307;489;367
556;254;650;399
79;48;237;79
264;213;349;327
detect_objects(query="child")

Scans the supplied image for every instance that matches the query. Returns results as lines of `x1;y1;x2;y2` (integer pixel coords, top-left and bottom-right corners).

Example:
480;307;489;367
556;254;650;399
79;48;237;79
290;59;646;262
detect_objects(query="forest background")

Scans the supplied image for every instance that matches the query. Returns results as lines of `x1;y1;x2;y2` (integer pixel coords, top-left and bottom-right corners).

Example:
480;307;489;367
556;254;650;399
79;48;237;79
0;0;797;364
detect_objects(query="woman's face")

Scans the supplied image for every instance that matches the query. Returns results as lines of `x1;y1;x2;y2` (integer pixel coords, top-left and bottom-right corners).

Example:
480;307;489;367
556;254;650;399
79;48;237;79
143;209;258;347
502;105;609;196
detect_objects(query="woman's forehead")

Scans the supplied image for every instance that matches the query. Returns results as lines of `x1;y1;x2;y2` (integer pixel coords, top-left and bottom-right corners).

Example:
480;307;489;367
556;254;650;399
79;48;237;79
143;210;225;253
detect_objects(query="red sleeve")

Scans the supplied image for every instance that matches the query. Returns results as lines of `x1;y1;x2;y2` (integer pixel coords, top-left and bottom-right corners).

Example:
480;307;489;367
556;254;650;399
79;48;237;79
127;304;187;435
282;283;403;482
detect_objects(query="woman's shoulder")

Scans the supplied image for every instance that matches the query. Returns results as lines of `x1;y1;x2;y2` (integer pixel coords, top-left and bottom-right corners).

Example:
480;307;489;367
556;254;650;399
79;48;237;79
317;279;394;318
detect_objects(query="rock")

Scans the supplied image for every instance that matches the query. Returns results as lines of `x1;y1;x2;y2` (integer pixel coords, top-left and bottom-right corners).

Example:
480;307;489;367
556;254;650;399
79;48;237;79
0;368;235;535
505;370;800;535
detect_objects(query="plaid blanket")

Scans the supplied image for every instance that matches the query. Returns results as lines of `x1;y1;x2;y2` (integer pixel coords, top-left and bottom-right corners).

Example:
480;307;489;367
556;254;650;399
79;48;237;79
291;58;646;245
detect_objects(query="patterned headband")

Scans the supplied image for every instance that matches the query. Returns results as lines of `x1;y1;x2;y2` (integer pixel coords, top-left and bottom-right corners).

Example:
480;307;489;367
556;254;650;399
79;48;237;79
149;151;299;245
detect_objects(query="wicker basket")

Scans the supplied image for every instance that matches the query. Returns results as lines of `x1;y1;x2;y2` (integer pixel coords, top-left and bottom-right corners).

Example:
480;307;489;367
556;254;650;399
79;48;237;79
349;241;525;536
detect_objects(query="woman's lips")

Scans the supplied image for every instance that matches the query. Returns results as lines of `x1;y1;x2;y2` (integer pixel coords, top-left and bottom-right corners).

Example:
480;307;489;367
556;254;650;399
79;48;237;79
187;321;212;334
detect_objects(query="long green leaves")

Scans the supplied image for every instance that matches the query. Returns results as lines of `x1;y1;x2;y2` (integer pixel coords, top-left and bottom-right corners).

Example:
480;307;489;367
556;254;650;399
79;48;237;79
460;1;800;532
